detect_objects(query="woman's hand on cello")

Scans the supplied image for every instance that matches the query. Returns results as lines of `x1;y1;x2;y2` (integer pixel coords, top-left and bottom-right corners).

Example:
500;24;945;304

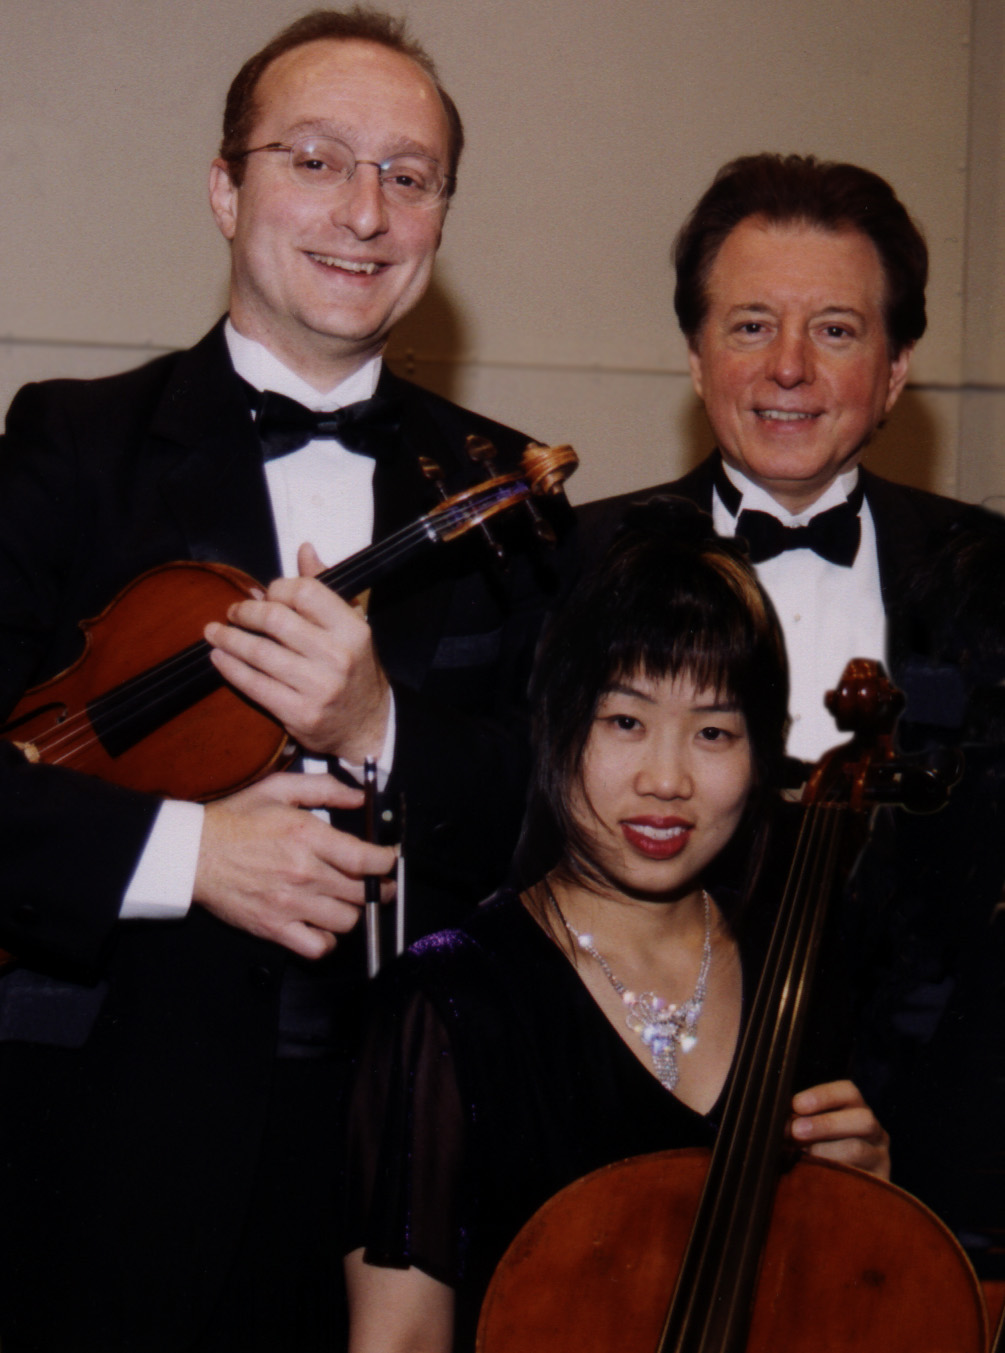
787;1079;891;1180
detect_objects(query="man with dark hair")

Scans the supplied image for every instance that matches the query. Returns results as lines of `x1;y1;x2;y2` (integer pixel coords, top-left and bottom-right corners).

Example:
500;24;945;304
0;10;569;1351
584;152;991;766
672;153;928;360
582;152;1005;1282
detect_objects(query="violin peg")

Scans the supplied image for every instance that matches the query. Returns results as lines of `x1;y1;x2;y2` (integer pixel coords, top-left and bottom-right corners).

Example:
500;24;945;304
479;524;507;565
418;456;448;501
465;435;499;477
523;497;556;544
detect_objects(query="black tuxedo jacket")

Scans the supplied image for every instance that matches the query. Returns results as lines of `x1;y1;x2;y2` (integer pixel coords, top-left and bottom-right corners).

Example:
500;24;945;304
577;452;991;700
0;322;572;1350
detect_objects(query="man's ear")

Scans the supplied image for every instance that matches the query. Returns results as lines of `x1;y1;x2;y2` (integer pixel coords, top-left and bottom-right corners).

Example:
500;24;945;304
687;343;705;401
884;341;915;414
209;159;239;242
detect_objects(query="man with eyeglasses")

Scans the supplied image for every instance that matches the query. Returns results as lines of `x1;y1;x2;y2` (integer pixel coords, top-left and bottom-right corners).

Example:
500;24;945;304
0;10;569;1352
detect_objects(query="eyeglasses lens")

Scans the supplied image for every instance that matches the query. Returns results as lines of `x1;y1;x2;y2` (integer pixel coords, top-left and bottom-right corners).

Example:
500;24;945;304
288;137;444;207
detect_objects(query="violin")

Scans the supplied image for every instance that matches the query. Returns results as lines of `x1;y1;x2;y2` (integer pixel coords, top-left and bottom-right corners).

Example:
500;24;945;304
477;660;988;1352
0;440;576;803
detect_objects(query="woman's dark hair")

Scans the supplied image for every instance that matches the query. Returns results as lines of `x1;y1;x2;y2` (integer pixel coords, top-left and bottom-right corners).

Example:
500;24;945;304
522;496;789;895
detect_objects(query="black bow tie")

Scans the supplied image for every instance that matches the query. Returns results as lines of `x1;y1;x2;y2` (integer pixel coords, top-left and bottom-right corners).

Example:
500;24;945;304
246;384;402;462
713;459;864;567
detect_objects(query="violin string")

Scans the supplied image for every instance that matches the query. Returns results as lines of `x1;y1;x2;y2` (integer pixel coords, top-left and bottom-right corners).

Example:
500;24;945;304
26;514;451;764
24;485;528;768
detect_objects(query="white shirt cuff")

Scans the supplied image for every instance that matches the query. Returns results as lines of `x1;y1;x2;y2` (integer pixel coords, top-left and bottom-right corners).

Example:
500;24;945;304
119;800;205;919
305;690;396;791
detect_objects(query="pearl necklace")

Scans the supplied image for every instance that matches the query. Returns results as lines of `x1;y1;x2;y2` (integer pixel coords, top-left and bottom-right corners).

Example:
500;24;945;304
546;881;713;1092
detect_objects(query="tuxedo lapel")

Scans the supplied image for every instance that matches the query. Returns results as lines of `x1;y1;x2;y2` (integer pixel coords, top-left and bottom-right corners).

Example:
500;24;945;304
860;469;976;685
668;456;717;512
860;469;932;614
368;369;469;691
147;322;282;586
370;366;444;540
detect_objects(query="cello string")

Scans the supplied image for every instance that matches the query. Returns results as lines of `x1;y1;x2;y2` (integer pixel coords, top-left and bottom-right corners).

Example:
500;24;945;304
658;801;828;1350
658;799;847;1353
684;806;846;1353
699;807;845;1353
709;804;843;1206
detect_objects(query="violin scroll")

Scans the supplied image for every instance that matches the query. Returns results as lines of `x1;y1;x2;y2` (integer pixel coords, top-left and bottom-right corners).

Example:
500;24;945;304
521;441;579;497
430;441;578;546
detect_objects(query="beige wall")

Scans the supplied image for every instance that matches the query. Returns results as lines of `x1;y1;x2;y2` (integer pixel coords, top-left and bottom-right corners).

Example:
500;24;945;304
2;0;1004;507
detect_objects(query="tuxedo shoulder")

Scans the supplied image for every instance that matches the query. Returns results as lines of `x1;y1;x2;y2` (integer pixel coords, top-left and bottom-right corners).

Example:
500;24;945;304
3;347;201;457
862;469;1004;537
8;347;184;415
385;371;534;461
576;463;713;570
578;477;696;523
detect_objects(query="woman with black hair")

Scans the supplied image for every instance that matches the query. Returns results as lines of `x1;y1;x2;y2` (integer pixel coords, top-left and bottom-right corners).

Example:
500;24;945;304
344;498;888;1353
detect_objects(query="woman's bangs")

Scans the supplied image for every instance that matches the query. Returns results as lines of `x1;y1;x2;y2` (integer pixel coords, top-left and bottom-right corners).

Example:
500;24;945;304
602;595;749;706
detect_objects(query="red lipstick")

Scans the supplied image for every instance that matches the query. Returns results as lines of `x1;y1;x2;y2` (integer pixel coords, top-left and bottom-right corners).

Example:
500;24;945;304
620;816;692;860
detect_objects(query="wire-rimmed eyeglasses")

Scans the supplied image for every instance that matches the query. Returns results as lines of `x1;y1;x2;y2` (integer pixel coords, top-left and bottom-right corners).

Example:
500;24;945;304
231;135;453;209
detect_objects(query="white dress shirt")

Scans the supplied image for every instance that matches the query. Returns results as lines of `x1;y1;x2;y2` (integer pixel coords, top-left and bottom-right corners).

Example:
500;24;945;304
122;325;396;918
711;461;887;763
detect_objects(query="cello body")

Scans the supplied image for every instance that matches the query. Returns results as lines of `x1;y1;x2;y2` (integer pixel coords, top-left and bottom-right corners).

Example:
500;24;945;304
478;1150;987;1352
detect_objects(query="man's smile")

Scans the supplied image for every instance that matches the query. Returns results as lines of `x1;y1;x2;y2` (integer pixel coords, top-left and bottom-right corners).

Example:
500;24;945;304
306;251;382;275
754;408;820;422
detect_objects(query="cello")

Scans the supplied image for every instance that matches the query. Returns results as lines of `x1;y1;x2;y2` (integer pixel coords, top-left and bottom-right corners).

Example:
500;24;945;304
478;660;988;1352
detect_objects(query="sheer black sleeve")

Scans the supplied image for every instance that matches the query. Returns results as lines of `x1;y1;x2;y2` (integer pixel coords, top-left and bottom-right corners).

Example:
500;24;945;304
344;954;470;1287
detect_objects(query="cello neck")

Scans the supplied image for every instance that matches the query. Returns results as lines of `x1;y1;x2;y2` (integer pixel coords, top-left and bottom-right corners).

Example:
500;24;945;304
655;799;852;1353
657;659;916;1353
